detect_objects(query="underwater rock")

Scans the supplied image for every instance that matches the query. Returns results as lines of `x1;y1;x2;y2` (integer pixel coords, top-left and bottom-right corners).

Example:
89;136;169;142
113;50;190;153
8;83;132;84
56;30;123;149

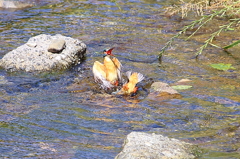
0;34;86;72
176;79;192;84
0;75;13;85
0;0;33;9
115;132;196;159
150;82;179;94
147;82;181;101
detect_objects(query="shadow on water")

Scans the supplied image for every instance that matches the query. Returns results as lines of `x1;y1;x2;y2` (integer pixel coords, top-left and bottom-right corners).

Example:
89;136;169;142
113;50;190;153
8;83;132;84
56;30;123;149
1;0;240;158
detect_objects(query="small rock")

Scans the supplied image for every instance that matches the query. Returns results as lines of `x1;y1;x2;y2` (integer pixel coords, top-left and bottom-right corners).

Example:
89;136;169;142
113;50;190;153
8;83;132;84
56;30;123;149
26;42;37;48
151;82;179;94
48;38;66;53
147;82;181;101
175;79;192;85
115;132;196;159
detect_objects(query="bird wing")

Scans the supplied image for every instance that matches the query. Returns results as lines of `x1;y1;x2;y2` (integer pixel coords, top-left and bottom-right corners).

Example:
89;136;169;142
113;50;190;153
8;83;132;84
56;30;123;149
126;71;144;84
93;61;114;89
125;71;132;80
104;56;118;82
101;78;115;89
93;61;106;82
112;57;122;70
136;72;144;83
112;57;122;82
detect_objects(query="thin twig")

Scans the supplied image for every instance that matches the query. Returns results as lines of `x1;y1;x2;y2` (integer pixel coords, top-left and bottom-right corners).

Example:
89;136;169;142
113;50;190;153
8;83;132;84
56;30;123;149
159;1;240;62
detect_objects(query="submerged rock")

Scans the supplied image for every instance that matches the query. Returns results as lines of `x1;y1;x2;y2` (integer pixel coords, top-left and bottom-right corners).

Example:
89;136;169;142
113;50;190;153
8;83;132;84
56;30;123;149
147;82;181;101
115;132;196;159
0;75;13;85
0;34;86;72
150;82;179;94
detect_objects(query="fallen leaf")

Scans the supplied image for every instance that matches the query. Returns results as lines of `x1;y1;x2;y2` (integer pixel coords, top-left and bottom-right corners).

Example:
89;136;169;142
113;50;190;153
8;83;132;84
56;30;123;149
210;63;235;71
171;85;192;90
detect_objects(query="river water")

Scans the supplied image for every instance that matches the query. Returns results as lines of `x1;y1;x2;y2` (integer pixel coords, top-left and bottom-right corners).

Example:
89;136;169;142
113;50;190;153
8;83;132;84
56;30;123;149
1;0;240;158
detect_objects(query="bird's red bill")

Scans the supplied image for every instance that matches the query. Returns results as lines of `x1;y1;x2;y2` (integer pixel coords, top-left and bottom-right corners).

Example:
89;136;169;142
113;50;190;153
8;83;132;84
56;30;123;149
105;47;114;56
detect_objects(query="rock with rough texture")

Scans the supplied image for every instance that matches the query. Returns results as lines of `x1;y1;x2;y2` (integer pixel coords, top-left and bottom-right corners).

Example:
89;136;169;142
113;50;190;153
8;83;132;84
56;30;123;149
0;0;33;9
115;132;196;159
0;34;86;72
48;38;66;53
147;82;181;101
150;82;179;94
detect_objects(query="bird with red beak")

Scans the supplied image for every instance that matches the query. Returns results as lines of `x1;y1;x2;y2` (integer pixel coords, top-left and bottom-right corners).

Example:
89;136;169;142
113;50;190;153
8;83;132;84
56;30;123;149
92;48;122;90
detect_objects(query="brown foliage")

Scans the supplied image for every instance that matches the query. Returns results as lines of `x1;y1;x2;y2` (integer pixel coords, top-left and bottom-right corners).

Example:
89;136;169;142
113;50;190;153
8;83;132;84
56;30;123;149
165;0;240;18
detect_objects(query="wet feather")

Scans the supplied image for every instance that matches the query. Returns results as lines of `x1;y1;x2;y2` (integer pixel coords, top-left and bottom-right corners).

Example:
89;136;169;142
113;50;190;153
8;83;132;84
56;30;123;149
121;71;144;94
92;51;122;89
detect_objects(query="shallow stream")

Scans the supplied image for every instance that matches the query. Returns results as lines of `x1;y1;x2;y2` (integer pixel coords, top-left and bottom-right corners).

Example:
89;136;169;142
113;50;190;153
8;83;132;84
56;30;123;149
1;0;240;158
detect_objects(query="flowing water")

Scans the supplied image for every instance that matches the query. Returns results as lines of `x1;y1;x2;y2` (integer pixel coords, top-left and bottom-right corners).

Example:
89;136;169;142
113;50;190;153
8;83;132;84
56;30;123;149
1;0;240;158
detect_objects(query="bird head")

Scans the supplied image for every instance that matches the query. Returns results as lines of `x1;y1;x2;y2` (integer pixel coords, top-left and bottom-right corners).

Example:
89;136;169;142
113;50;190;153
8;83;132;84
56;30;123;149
103;47;114;56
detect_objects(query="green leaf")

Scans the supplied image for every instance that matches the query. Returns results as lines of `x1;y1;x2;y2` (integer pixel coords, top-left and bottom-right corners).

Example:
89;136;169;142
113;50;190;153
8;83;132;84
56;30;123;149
172;85;192;90
210;63;235;71
226;28;234;31
223;40;240;49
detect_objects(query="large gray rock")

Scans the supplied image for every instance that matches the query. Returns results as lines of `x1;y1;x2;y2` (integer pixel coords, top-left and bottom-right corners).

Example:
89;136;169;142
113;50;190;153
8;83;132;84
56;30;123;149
0;0;33;9
115;132;196;159
0;34;86;72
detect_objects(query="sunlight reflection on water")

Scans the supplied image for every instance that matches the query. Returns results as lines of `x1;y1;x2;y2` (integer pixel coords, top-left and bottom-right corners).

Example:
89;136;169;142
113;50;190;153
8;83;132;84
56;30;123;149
0;0;240;158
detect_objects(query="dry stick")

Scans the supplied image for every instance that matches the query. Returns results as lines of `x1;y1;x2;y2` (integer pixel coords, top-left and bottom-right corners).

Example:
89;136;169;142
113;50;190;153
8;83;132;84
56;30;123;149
158;11;221;62
196;20;237;58
158;16;206;63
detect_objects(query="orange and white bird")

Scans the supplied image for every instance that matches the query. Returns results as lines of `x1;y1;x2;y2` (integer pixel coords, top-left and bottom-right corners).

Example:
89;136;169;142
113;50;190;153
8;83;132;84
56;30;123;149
92;48;122;89
120;71;144;94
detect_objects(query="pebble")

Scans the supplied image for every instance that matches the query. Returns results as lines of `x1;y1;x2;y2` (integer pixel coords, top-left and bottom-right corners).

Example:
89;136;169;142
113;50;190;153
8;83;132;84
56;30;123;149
48;38;66;53
26;42;37;48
